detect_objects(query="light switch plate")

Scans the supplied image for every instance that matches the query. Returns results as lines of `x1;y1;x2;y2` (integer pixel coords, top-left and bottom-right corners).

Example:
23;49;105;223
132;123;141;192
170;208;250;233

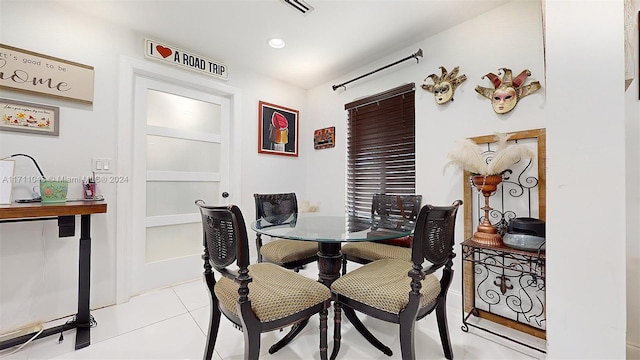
92;158;112;174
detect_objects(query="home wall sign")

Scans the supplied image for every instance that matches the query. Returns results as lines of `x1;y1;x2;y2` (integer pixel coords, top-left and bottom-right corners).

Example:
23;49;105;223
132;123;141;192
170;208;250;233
144;39;228;80
0;44;94;104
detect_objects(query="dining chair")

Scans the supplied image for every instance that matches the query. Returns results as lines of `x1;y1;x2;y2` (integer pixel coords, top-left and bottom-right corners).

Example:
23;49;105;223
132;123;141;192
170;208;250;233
341;194;422;275
330;200;463;360
254;193;318;271
195;200;331;360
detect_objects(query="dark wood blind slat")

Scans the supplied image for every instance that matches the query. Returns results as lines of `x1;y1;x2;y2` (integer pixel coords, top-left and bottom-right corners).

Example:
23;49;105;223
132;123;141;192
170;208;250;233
346;84;416;220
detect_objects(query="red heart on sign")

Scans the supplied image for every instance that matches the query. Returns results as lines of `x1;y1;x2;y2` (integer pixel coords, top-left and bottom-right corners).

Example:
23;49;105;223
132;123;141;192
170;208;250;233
156;45;172;58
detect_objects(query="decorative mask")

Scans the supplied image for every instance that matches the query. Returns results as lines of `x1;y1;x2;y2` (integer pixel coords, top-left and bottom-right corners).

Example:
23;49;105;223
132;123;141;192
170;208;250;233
421;66;467;104
475;68;541;114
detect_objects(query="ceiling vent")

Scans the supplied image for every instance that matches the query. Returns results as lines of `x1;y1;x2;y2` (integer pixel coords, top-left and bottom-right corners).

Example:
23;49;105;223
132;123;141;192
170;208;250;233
282;0;314;14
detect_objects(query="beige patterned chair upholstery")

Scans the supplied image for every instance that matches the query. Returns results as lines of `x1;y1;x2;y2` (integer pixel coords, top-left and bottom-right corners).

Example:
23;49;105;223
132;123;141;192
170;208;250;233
341;194;422;275
196;200;331;360
330;200;462;360
254;193;318;271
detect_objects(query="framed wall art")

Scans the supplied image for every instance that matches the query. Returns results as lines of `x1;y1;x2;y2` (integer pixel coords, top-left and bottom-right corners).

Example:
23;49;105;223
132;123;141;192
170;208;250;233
0;43;94;104
0;98;59;136
258;101;298;157
314;126;335;149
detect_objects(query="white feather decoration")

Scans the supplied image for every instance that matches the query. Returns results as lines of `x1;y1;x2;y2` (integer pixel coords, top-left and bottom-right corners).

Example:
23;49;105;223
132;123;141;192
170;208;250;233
444;133;535;176
493;132;511;153
443;138;488;175
487;142;535;175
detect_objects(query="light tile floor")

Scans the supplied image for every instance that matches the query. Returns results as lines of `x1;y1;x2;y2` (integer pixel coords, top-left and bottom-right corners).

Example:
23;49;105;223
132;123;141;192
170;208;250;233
1;263;546;360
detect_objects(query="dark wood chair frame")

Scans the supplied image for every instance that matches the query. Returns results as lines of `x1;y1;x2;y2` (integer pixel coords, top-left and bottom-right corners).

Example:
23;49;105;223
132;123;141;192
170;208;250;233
341;193;423;275
196;200;330;360
331;200;463;360
254;192;319;271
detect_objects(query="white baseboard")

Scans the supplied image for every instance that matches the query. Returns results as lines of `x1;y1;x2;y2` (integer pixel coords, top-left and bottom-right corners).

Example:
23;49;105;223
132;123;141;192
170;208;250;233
451;289;640;359
0;322;43;342
448;288;463;311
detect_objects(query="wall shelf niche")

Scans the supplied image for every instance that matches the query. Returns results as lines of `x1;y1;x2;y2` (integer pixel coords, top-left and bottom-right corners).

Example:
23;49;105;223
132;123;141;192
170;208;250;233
461;128;546;353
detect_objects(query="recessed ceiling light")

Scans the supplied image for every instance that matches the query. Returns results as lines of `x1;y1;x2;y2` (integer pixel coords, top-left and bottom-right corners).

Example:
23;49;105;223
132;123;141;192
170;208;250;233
268;38;286;49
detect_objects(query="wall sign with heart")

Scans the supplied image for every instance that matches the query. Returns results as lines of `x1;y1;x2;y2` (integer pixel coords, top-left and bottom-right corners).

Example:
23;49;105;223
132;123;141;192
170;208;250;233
155;45;173;59
144;38;229;80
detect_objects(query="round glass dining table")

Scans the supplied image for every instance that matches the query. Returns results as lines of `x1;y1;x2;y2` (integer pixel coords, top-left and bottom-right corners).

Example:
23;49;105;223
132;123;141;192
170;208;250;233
250;213;411;286
251;213;410;357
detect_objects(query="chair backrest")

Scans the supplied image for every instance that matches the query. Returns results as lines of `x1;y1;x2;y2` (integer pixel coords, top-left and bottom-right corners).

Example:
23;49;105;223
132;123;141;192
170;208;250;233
412;200;463;268
253;193;298;229
371;194;423;232
196;200;250;270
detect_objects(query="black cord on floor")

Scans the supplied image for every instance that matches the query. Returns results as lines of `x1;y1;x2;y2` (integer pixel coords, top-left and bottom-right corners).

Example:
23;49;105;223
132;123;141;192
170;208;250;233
58;315;97;344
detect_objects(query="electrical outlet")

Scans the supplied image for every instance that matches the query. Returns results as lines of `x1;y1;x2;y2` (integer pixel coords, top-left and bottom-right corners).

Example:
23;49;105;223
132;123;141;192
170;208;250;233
92;158;112;174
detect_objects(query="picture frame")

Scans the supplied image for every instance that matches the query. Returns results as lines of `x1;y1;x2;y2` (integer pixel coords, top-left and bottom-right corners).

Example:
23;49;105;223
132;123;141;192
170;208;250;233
314;126;335;149
0;160;16;204
258;101;298;157
0;98;59;136
0;43;94;104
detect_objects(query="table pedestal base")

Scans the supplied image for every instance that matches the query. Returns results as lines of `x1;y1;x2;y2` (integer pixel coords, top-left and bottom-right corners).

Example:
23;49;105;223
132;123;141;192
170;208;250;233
318;243;342;287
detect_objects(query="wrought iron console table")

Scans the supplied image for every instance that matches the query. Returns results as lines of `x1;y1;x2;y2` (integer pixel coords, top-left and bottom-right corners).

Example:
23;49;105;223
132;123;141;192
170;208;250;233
461;239;546;353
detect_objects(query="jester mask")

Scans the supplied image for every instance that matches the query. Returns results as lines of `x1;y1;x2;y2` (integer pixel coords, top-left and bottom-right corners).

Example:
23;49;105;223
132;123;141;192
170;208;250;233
421;66;467;104
475;68;541;114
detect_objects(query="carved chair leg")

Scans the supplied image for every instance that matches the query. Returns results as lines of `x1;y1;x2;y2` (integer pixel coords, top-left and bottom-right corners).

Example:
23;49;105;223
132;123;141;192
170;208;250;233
330;302;342;360
436;298;453;360
343;307;392;356
203;264;219;360
243;325;261;360
204;300;221;360
399;319;416;360
320;307;328;360
268;318;309;354
255;234;263;263
437;267;454;360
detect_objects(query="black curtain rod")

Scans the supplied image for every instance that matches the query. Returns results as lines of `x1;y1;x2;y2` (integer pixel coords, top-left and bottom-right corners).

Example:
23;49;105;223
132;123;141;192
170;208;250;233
332;49;423;91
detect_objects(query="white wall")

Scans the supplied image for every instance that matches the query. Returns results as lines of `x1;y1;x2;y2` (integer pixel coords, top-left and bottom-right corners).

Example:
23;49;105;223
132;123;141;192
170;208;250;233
545;1;627;357
0;0;635;357
307;0;545;319
306;1;546;212
626;1;640;357
0;0;307;333
307;0;631;357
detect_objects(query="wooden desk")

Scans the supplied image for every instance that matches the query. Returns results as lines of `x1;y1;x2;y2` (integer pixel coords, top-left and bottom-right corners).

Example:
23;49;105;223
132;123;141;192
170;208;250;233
0;201;107;351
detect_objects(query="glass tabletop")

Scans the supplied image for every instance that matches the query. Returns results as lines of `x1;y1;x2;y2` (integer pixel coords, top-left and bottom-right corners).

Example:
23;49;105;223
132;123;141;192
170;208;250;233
250;213;412;243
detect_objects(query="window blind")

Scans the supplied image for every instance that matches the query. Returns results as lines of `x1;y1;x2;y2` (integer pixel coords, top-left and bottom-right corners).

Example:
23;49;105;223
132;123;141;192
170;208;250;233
345;83;416;228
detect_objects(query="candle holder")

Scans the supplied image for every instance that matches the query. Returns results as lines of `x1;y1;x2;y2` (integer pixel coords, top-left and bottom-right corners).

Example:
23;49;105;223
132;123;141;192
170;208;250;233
471;174;503;246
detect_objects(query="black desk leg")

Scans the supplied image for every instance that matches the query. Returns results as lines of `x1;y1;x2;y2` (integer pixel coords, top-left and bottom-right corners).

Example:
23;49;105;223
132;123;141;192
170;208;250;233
75;214;92;350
